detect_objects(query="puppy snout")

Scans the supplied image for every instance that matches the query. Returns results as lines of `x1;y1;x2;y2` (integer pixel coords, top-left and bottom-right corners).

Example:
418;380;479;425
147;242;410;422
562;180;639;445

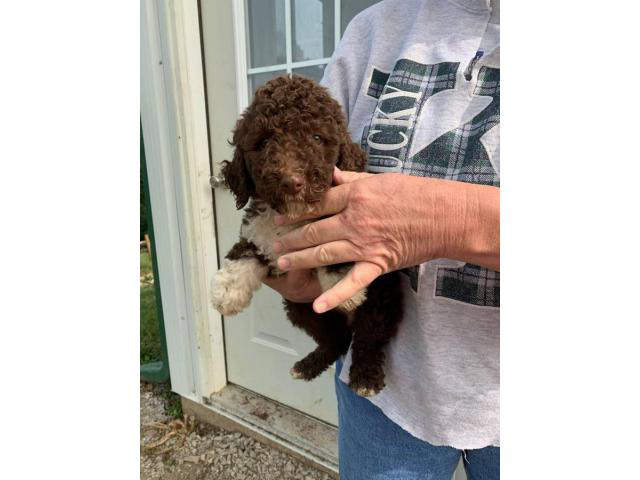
280;174;304;195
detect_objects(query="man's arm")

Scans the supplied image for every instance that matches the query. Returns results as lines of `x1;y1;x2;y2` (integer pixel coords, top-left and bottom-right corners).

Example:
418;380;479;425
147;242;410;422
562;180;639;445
428;177;500;271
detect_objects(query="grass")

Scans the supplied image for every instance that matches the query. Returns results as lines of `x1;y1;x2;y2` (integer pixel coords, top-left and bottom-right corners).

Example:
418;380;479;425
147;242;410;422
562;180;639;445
141;284;162;364
140;249;183;419
140;251;161;364
140;249;153;276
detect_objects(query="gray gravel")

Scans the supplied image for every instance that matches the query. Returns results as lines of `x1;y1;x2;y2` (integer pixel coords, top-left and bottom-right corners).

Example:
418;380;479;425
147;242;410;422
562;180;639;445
141;382;333;480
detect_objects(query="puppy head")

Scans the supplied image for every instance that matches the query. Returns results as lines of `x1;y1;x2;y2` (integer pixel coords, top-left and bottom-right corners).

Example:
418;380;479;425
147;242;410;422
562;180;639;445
223;75;366;215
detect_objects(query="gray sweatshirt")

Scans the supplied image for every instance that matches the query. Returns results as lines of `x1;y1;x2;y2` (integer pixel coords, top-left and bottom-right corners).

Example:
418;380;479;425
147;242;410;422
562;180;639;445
321;0;500;449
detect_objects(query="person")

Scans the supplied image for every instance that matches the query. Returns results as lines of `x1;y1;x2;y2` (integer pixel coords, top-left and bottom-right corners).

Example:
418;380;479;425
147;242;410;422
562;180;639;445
264;0;500;478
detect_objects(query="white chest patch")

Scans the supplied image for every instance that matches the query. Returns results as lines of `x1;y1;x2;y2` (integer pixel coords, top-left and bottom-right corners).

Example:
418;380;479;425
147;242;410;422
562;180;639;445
240;205;309;269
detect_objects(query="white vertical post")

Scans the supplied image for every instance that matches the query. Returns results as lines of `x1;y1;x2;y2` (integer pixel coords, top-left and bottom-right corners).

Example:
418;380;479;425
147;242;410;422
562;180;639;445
284;0;293;74
141;0;228;401
334;0;341;47
163;0;228;398
140;0;197;399
232;0;249;113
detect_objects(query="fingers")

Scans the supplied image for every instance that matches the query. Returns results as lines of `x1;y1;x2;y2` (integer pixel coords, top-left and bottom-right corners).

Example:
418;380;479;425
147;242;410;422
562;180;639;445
274;215;345;253
283;268;311;284
313;261;382;313
277;240;358;271
262;272;286;290
274;182;350;226
333;167;373;185
263;268;307;289
262;269;323;303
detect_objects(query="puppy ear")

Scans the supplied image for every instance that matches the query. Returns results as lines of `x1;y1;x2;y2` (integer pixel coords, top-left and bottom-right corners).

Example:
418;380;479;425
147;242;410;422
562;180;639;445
337;139;368;173
221;148;253;209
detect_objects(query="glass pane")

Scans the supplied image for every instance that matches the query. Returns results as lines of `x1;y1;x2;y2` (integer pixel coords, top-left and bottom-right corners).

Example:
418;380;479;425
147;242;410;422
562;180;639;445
249;70;287;101
341;0;382;35
292;64;326;84
246;0;286;68
291;0;334;62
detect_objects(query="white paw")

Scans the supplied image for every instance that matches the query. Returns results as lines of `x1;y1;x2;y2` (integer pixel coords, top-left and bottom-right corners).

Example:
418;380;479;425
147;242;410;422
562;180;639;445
289;367;304;379
355;386;379;397
211;270;253;316
317;268;367;313
337;288;367;313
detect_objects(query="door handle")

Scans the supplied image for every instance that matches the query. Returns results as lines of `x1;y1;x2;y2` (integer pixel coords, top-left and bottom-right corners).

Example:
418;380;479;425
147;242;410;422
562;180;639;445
209;174;226;189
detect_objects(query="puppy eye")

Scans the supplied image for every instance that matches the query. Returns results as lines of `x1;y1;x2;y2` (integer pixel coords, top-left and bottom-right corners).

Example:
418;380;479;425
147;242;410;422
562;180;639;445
256;138;268;150
313;135;323;143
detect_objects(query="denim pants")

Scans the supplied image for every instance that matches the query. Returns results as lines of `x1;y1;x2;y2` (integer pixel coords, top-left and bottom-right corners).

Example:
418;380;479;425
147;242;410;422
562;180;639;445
335;360;499;480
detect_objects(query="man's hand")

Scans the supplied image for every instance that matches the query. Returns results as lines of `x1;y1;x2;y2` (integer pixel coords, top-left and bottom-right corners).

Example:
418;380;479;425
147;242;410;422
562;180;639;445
272;167;500;314
262;268;323;303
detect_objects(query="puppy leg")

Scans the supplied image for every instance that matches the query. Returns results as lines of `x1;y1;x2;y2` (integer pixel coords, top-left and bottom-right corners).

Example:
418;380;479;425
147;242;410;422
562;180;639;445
284;301;351;381
347;272;404;397
317;266;367;313
211;239;268;316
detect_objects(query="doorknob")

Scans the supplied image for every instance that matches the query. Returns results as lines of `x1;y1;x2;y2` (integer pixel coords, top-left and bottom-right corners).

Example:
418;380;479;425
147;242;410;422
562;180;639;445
209;174;226;189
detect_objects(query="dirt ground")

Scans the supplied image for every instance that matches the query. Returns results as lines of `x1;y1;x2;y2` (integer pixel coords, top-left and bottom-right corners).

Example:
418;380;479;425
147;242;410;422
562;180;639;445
140;382;333;480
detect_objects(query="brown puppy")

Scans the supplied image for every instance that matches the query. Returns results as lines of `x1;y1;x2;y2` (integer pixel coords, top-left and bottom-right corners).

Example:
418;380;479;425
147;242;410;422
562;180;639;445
211;75;403;397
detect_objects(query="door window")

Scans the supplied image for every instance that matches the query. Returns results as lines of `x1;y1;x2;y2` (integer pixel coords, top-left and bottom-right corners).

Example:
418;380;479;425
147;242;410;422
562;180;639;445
243;0;381;100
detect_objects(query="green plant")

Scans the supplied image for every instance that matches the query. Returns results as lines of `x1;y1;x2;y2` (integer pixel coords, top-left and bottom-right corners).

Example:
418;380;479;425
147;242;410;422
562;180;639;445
156;382;184;419
140;284;162;364
140;251;153;277
165;390;184;419
140;251;160;364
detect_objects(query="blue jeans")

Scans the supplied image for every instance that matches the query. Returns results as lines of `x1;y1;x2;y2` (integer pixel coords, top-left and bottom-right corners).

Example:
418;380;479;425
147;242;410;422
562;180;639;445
335;360;499;480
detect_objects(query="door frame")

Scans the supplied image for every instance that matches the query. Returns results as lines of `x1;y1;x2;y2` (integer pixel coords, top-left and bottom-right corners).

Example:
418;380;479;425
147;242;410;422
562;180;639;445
140;0;226;401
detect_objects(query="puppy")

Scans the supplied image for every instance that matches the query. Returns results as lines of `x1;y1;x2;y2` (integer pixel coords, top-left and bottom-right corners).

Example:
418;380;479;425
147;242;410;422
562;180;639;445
211;75;403;397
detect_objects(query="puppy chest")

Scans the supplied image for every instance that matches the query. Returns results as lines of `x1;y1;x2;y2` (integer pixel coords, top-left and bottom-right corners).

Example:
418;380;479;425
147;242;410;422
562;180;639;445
240;209;307;266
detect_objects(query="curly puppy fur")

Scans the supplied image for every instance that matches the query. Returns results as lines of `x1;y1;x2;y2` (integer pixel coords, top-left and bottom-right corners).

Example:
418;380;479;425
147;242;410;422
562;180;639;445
211;75;403;397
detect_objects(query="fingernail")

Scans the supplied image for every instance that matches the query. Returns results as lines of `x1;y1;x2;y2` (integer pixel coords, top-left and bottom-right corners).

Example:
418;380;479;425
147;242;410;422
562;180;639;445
314;301;327;314
274;215;285;225
278;257;290;270
273;241;283;253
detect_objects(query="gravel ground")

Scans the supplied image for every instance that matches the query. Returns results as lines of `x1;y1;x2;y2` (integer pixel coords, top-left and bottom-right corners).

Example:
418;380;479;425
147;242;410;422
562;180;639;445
141;382;333;480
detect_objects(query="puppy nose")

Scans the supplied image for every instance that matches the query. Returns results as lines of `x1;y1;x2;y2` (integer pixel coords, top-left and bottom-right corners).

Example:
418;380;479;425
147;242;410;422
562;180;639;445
280;175;304;195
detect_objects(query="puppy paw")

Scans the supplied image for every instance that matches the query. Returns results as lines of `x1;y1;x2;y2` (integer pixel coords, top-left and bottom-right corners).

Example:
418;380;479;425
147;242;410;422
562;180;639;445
354;386;380;397
289;356;327;381
348;376;384;397
212;293;251;316
211;270;253;316
337;288;367;313
318;269;367;313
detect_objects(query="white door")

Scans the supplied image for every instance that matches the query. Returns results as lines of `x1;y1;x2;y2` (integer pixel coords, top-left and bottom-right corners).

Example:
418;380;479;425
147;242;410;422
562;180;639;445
200;0;381;425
